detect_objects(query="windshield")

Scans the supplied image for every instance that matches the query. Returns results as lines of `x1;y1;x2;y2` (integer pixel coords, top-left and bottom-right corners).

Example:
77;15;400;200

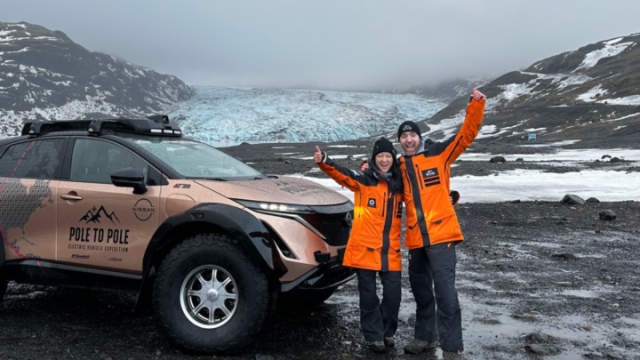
132;138;264;179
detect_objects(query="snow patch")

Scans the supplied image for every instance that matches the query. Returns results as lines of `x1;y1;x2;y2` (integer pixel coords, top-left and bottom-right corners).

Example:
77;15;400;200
577;85;607;102
575;39;634;71
452;169;640;203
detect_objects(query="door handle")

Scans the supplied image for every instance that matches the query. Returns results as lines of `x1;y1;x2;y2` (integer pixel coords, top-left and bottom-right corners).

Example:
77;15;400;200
61;194;83;201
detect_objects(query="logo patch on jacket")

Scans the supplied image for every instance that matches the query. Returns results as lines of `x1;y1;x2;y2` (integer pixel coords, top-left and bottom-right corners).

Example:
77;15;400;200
421;167;441;187
367;198;377;208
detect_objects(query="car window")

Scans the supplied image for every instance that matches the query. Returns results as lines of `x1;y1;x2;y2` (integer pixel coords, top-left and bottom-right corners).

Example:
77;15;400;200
132;138;263;179
70;139;148;184
0;139;66;179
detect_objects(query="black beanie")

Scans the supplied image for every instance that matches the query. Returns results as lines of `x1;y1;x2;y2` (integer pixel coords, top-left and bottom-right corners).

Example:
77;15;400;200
372;137;397;159
397;121;422;140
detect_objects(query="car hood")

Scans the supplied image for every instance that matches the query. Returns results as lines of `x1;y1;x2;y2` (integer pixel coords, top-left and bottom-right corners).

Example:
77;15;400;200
195;176;349;206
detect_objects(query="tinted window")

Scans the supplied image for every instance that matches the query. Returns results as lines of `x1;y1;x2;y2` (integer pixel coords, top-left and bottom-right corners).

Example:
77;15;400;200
70;139;148;184
0;139;66;179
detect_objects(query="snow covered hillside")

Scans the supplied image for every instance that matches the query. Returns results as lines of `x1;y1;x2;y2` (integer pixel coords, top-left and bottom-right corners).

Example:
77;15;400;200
169;86;446;143
416;33;640;149
0;21;193;138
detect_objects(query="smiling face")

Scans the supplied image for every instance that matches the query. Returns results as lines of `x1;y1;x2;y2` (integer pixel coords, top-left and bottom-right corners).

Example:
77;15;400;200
399;131;421;155
375;152;393;172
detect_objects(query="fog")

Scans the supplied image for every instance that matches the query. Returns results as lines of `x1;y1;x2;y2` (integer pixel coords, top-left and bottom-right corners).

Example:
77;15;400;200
4;0;640;90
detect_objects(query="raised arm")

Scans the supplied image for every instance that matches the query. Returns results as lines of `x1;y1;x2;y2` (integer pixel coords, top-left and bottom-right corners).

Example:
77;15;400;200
432;89;486;167
314;146;365;191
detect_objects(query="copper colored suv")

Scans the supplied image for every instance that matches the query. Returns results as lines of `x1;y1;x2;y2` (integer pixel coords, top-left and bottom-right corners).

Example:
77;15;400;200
0;116;354;353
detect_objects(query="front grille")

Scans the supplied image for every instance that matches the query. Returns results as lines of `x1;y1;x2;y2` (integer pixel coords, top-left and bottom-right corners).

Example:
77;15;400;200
301;211;352;246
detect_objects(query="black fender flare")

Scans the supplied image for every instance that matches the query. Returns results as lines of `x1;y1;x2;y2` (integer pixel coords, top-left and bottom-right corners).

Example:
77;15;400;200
136;203;285;309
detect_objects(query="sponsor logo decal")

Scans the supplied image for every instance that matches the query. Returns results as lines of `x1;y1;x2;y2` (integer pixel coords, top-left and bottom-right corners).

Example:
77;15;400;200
71;254;89;259
133;198;155;221
173;183;191;188
69;205;130;253
367;198;377;208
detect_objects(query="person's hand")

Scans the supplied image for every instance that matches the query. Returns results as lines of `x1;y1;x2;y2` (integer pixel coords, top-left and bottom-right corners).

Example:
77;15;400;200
314;146;324;164
472;88;486;101
360;161;369;172
450;195;454;204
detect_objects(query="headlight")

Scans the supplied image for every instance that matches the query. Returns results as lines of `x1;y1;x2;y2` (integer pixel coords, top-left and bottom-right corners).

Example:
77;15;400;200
233;199;324;239
233;200;313;214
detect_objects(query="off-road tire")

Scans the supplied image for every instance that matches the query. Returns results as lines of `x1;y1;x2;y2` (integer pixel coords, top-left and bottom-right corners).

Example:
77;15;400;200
152;233;270;353
279;287;337;308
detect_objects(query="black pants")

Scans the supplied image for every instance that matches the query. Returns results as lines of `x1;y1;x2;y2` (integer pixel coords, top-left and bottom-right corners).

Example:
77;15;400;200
409;242;463;352
355;269;401;342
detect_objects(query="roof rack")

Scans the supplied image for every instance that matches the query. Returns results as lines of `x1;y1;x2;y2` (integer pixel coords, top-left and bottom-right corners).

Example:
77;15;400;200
21;115;182;138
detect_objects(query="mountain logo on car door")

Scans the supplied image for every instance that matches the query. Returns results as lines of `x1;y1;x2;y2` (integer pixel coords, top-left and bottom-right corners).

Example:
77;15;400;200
79;206;121;225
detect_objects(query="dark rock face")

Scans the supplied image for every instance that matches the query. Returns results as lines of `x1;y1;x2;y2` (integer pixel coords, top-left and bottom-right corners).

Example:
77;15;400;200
599;210;617;221
586;197;600;203
562;194;585;205
420;32;640;149
0;21;193;136
490;156;506;163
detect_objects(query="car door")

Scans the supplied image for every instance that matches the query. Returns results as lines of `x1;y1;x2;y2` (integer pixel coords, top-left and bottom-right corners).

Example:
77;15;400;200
0;138;67;264
57;138;161;273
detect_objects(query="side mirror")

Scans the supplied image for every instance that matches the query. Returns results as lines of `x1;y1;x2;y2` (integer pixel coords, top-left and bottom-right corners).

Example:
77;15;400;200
111;168;147;195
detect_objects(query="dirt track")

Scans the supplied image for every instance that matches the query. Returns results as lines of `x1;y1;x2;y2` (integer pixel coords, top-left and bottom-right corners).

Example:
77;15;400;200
1;200;639;360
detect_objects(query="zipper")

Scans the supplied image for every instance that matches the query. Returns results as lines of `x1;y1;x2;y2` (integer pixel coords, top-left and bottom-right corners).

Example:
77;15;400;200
382;192;386;218
404;169;412;194
357;188;362;218
415;164;424;190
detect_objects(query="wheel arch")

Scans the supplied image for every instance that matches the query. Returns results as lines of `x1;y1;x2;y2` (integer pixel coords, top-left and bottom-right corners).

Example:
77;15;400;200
136;203;285;311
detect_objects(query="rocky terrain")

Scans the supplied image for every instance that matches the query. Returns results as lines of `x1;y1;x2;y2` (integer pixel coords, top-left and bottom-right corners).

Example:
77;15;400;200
404;33;640;150
0;21;193;137
1;199;638;360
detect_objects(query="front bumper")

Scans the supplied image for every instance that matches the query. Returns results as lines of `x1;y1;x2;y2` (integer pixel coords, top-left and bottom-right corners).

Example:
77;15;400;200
281;249;356;292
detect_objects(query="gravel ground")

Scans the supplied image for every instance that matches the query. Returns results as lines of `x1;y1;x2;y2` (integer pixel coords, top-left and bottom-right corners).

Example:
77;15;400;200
1;141;639;360
1;200;639;360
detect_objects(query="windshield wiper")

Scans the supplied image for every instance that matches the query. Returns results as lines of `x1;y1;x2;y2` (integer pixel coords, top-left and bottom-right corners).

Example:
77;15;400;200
205;177;228;181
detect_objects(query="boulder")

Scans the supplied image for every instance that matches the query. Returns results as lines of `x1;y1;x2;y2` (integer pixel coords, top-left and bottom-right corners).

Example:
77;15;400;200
524;344;561;356
515;158;524;162
551;253;577;260
610;157;622;163
601;154;611;159
586;197;600;203
599;210;616;221
490;156;506;163
561;194;585;205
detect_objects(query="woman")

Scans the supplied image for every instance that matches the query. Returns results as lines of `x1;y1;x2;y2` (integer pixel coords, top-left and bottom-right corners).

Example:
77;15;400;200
314;137;403;353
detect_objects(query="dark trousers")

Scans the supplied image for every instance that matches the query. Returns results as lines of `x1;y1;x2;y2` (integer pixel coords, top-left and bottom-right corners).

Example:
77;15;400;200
409;242;463;352
355;269;401;342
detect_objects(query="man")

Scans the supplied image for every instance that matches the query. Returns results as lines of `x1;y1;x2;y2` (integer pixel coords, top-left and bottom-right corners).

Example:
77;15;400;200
398;88;486;359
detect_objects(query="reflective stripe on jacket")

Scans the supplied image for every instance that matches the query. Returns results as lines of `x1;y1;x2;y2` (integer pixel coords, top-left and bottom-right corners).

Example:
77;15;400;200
318;157;402;271
399;99;485;249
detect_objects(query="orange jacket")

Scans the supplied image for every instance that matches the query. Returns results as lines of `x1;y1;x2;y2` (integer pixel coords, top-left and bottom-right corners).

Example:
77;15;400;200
318;157;403;271
399;98;485;249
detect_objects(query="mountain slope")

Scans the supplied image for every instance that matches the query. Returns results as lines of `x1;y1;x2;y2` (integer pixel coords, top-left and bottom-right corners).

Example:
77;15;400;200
0;21;193;137
417;33;640;149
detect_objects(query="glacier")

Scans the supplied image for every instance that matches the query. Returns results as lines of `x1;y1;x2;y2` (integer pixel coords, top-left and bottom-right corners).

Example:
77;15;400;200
168;86;446;145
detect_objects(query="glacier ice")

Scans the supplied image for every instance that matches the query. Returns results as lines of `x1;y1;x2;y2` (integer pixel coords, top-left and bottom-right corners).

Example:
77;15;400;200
168;86;446;144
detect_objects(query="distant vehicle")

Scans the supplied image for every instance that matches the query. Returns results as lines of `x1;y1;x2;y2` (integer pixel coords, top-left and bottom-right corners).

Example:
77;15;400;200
0;116;354;353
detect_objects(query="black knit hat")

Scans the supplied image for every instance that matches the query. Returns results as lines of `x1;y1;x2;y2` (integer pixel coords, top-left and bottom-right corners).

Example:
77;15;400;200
372;137;397;159
397;121;422;140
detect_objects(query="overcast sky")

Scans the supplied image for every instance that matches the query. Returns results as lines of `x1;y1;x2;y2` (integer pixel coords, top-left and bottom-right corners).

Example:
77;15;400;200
4;0;640;90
